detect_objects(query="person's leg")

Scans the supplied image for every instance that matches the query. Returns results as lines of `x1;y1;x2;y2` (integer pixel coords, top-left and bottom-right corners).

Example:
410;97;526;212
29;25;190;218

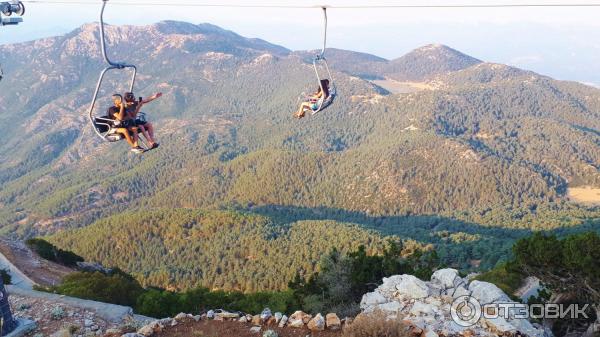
146;122;155;140
143;124;157;145
295;102;311;118
116;128;136;147
138;125;153;145
145;123;158;148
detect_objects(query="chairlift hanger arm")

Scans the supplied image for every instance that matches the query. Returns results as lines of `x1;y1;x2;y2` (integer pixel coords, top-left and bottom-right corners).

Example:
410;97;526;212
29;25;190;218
99;0;136;91
319;6;327;59
89;0;138;142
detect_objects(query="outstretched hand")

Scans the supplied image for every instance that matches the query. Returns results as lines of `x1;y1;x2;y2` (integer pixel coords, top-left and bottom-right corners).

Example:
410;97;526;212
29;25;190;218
152;92;163;100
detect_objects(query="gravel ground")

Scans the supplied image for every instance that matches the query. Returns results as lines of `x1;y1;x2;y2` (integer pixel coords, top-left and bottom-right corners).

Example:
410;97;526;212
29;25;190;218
9;294;123;337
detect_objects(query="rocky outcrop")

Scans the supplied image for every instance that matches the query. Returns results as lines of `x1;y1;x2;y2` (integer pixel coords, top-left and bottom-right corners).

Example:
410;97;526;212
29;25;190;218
361;268;552;337
130;308;347;337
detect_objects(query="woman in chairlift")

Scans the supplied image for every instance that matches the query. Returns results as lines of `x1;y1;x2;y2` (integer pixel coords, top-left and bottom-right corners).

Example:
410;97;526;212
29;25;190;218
124;91;162;150
294;79;330;119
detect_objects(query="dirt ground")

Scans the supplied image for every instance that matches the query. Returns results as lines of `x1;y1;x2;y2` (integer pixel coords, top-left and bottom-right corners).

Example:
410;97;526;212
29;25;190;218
567;187;600;205
0;238;73;287
10;294;119;337
153;320;343;337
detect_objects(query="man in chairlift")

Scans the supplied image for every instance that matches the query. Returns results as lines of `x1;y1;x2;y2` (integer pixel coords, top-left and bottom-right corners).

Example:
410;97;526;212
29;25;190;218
107;94;144;154
124;91;162;150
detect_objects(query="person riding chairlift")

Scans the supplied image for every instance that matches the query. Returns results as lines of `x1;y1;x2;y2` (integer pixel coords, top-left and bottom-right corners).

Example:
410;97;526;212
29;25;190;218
107;94;144;154
294;79;330;119
123;91;162;150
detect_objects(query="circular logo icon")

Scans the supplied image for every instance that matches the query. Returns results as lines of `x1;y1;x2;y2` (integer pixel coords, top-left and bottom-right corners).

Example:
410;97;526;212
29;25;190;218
451;295;482;327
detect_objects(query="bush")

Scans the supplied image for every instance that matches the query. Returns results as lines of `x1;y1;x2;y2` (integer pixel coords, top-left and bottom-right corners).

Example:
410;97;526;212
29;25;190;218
135;287;298;318
51;306;65;320
26;238;83;267
474;262;524;299
0;269;11;285
26;238;55;260
343;311;410;337
51;271;144;307
136;288;181;318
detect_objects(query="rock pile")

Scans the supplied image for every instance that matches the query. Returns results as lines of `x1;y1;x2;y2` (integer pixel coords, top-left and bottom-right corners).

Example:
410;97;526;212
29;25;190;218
360;269;552;337
125;308;344;337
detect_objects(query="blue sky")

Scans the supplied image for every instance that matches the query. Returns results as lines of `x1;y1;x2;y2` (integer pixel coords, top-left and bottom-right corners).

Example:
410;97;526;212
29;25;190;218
3;0;600;85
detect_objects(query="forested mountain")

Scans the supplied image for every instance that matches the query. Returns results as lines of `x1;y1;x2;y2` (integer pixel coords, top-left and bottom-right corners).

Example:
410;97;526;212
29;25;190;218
0;21;599;291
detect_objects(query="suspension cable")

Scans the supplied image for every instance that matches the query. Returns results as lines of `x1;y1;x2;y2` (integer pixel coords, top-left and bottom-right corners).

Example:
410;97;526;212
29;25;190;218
20;1;600;8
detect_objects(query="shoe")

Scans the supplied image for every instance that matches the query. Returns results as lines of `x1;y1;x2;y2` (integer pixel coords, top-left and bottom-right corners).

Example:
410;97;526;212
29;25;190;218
131;146;145;154
151;143;160;149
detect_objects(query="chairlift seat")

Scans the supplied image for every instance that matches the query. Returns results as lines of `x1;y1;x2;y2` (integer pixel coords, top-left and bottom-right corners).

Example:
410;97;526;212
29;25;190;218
93;116;124;142
0;17;21;25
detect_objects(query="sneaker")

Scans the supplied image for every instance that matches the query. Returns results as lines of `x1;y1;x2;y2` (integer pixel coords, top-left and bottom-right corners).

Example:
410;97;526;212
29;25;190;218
151;143;160;149
131;146;145;154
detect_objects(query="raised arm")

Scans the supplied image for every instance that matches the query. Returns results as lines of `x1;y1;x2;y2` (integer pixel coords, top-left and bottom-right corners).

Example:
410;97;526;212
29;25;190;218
141;92;163;105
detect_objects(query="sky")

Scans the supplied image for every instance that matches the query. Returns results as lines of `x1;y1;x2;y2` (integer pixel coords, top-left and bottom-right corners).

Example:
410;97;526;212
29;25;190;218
3;0;600;85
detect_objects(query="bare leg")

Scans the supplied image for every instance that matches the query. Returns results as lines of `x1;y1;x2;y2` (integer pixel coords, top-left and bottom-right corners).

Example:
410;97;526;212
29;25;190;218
146;123;155;140
138;125;155;145
143;123;157;145
295;102;312;118
116;128;137;147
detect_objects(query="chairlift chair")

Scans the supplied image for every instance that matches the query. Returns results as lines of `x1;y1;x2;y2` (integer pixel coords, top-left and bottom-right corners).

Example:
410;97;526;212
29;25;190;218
305;7;337;115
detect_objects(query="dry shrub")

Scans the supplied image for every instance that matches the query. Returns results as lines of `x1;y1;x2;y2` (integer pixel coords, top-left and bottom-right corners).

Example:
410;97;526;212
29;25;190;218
343;310;411;337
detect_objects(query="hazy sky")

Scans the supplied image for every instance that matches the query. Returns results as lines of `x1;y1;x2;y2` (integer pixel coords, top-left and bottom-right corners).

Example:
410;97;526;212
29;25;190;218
3;0;600;85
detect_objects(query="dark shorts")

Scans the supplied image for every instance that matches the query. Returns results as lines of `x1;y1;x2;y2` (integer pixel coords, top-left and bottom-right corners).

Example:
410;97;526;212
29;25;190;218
118;119;137;128
135;119;148;126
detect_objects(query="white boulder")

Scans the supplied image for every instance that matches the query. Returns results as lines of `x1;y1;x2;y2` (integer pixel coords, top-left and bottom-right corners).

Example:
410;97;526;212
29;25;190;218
469;280;511;304
360;291;388;311
431;268;460;289
395;275;429;299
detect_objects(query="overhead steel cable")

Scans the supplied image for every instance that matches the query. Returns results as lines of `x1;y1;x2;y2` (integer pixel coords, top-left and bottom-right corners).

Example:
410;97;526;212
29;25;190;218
20;0;600;8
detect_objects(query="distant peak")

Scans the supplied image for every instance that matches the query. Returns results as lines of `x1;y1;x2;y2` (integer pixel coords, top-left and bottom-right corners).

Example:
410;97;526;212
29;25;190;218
408;44;481;62
385;44;482;81
416;43;449;51
151;21;239;37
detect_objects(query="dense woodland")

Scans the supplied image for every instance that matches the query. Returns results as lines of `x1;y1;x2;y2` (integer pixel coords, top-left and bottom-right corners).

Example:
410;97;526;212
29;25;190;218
48;209;427;291
47;208;600;292
41;238;439;318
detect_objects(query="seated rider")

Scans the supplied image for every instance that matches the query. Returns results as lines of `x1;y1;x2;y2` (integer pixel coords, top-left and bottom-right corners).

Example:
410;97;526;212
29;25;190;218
294;79;330;119
107;94;144;154
124;91;162;150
